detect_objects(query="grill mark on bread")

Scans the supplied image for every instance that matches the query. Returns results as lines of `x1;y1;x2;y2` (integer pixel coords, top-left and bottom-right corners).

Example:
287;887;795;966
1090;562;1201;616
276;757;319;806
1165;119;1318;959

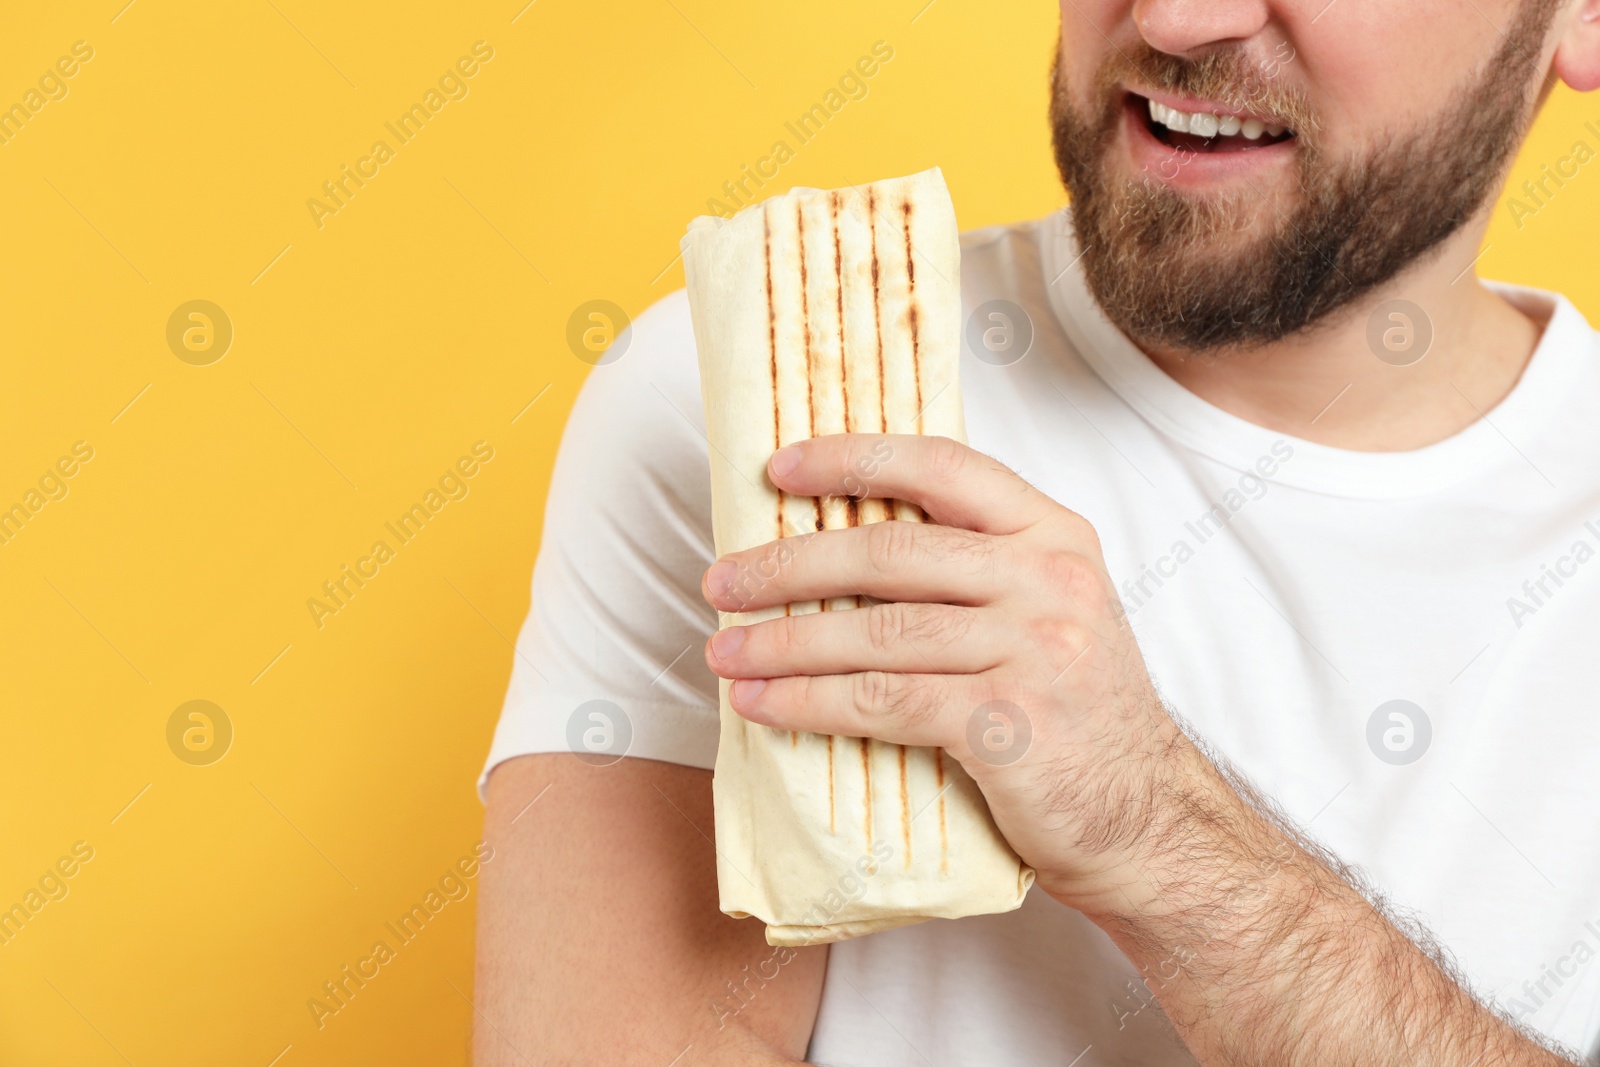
869;190;887;437
797;202;825;542
763;205;791;624
828;735;835;831
903;198;924;434
902;199;932;527
832;192;859;531
936;750;948;874
868;191;903;522
764;204;796;748
871;188;912;830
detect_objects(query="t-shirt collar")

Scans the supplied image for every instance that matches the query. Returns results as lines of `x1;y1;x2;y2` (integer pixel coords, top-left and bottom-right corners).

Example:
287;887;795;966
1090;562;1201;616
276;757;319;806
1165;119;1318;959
1038;208;1596;500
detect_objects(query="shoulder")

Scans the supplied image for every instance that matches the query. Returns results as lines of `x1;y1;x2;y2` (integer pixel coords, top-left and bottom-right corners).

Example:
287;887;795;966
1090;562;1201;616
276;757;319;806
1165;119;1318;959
957;214;1058;306
572;288;701;421
959;216;1052;262
534;290;717;576
559;289;708;490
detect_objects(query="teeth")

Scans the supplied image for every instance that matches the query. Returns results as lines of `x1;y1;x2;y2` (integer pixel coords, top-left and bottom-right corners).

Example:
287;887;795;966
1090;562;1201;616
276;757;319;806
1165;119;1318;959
1145;97;1289;141
1149;99;1192;133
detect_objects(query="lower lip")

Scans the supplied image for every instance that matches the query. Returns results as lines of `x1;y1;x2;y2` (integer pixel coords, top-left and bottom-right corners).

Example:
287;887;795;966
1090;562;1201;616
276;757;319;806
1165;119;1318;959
1120;95;1296;187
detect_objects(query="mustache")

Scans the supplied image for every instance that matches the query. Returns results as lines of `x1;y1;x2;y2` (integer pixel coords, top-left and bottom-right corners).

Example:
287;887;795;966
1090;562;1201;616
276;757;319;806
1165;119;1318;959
1095;42;1318;136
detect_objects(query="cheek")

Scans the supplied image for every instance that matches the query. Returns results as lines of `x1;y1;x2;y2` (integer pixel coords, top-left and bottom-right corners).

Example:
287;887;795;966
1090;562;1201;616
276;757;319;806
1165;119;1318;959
1056;1;1127;93
1279;1;1502;147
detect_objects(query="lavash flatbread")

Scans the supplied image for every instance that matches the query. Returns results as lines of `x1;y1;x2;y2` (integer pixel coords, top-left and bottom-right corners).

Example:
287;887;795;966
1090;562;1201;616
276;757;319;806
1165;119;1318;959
680;168;1033;947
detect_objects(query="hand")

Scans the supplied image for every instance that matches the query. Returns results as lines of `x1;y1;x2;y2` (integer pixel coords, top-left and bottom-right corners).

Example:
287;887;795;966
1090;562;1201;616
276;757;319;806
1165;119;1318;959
699;433;1209;915
702;433;1581;1067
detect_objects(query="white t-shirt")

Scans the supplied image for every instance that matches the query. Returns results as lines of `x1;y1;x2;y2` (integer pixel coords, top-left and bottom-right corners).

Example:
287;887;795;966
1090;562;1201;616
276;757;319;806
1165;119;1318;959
483;209;1600;1065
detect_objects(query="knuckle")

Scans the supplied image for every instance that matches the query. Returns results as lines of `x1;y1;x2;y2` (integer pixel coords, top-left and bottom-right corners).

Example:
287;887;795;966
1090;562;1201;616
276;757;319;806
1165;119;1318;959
866;518;922;574
770;612;804;655
852;671;938;728
798;672;822;703
1043;508;1107;556
851;670;898;716
1033;617;1094;663
866;602;907;655
923;435;968;483
1058;510;1104;554
844;436;894;495
1039;550;1109;612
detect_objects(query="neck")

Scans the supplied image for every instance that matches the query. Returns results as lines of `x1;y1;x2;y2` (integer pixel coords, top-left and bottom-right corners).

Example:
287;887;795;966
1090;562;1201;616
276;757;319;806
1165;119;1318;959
1139;216;1545;452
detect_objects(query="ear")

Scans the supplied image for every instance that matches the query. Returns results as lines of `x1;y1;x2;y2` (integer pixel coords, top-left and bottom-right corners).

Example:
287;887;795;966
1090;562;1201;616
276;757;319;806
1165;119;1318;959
1552;0;1600;91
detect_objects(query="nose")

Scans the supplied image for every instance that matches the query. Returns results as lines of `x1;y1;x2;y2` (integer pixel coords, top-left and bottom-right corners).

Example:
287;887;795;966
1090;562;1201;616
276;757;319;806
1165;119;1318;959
1131;0;1271;54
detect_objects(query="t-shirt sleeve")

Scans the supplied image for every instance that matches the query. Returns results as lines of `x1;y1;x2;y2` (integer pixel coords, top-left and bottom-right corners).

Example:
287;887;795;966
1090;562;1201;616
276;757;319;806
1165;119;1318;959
479;290;721;798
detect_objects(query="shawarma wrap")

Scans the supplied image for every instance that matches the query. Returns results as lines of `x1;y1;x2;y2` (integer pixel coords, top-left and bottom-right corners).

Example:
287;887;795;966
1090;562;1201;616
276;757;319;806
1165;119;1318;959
680;168;1033;947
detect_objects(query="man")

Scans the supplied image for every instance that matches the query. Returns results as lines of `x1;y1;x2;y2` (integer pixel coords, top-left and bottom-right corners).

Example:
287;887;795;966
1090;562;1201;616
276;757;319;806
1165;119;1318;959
475;0;1600;1063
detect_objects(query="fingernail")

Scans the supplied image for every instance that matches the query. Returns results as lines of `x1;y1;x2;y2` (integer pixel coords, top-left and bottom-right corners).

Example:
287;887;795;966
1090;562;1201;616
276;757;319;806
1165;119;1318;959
770;445;802;479
706;561;737;597
731;678;767;707
711;626;745;659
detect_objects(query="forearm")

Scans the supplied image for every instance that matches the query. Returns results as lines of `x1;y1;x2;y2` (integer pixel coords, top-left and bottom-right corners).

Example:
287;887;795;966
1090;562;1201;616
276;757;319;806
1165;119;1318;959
1074;735;1578;1067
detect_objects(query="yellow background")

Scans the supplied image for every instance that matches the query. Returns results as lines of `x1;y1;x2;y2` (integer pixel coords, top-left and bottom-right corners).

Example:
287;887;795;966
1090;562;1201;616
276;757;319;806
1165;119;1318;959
0;1;1594;1063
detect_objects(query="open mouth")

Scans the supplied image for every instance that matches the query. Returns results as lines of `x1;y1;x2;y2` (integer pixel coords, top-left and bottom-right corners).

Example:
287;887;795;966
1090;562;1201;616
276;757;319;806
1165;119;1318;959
1127;91;1296;154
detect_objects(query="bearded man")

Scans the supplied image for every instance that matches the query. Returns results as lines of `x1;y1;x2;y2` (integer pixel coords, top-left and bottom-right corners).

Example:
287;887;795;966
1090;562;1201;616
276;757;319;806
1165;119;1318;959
474;2;1600;1063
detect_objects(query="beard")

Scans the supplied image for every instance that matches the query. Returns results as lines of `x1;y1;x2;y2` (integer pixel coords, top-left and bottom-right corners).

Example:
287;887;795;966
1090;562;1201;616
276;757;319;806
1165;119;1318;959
1048;2;1559;354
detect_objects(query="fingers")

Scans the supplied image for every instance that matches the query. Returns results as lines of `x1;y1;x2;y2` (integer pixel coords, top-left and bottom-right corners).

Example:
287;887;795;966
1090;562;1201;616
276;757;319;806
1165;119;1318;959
705;601;1002;679
767;434;1059;536
703;520;1010;612
727;670;992;749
